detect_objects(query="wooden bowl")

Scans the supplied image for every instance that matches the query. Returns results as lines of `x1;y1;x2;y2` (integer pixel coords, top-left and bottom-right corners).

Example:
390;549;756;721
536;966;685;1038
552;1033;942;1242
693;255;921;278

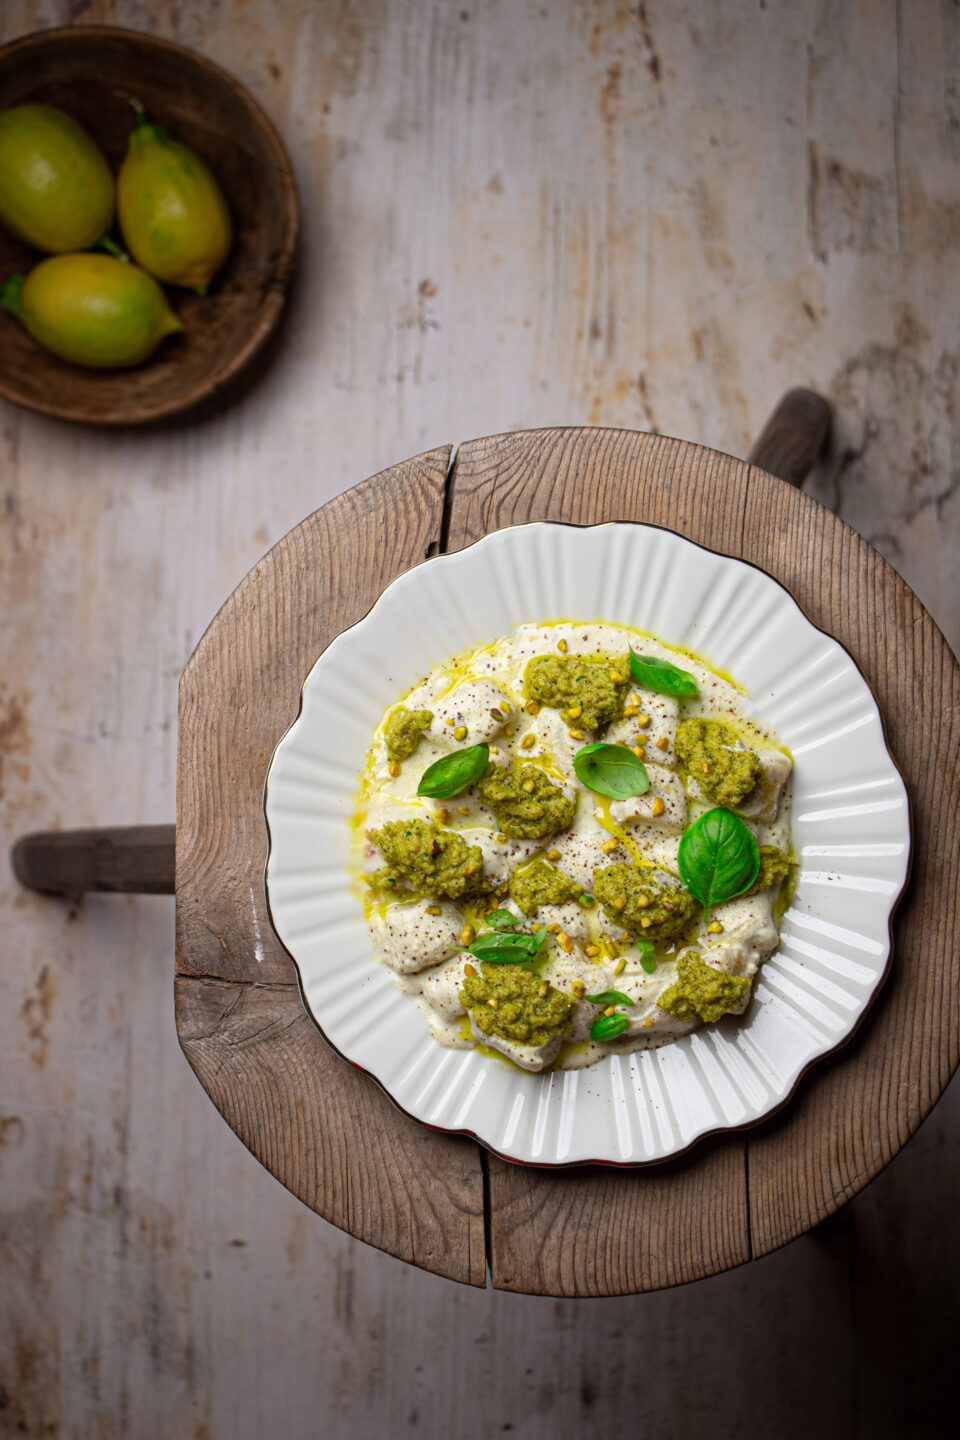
0;26;300;425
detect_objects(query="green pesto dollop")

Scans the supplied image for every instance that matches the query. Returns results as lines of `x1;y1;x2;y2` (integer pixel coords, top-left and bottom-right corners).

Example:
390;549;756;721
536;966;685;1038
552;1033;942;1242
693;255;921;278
524;653;630;732
383;705;433;761
675;717;764;809
509;858;581;917
370;818;488;900
460;963;574;1046
658;950;751;1024
742;844;791;898
477;763;575;840
593;862;698;943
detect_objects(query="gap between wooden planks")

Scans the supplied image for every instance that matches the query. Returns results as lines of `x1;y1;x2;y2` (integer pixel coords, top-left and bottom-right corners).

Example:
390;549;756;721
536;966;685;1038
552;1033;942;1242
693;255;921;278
175;429;960;1297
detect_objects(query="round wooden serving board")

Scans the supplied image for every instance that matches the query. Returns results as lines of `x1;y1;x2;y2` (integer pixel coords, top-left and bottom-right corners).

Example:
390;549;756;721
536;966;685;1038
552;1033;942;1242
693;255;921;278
174;427;960;1296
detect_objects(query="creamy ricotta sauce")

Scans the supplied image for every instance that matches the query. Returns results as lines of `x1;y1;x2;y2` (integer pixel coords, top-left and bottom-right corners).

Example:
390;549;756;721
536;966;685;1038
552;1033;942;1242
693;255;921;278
353;621;793;1072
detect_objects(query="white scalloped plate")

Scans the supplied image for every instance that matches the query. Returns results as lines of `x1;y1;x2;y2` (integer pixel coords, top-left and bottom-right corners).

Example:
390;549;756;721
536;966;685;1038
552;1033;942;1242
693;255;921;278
264;523;910;1166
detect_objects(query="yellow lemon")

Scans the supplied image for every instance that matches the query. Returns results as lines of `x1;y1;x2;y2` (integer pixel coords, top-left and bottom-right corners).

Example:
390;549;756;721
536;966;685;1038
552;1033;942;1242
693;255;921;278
0;104;115;253
1;253;183;369
117;105;232;294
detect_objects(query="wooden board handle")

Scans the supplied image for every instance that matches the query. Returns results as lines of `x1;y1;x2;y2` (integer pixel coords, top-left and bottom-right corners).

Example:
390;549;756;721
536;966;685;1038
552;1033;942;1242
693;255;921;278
11;825;176;895
747;388;832;487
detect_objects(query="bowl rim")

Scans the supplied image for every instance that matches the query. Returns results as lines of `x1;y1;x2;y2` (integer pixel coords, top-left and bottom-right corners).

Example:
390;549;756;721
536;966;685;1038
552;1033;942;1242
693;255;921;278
263;516;913;1169
0;23;301;426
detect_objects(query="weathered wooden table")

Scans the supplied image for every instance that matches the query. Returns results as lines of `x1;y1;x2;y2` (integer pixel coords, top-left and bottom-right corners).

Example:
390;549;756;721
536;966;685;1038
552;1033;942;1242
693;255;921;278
17;411;960;1297
2;1;958;1429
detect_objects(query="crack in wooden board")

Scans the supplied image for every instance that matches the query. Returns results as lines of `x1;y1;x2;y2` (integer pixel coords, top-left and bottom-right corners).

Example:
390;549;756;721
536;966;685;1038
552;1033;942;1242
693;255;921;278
443;427;754;1296
176;976;486;1287
176;444;454;987
174;445;488;1288
172;425;960;1298
439;426;960;1296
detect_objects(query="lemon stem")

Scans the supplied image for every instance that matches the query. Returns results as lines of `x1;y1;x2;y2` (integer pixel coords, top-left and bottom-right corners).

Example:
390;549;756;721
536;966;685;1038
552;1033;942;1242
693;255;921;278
0;275;25;316
98;236;130;262
126;98;168;145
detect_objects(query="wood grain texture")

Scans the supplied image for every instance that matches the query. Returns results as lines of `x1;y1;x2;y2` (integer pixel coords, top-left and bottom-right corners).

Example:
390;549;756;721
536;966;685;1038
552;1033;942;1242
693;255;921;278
175;444;488;1285
176;444;452;987
444;425;960;1297
175;976;486;1285
0;25;299;424
445;426;753;558
2;0;959;1429
487;1142;749;1297
736;480;960;1253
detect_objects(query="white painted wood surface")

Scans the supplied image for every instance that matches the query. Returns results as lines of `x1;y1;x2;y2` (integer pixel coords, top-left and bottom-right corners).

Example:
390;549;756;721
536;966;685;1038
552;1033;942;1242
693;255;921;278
1;1;957;1434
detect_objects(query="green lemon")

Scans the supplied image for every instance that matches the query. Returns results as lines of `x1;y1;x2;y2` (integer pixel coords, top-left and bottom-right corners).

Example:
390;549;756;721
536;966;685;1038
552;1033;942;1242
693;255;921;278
0;104;115;253
1;253;183;369
117;104;232;294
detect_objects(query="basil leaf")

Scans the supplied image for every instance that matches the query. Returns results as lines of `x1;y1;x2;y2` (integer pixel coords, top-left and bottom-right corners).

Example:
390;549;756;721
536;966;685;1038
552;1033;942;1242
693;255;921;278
464;927;547;965
417;744;489;799
573;742;650;800
590;1012;630;1042
484;908;519;930
628;648;699;699
467;946;533;965
677;807;760;921
524;926;549;955
636;939;657;975
468;930;530;956
584;989;633;1006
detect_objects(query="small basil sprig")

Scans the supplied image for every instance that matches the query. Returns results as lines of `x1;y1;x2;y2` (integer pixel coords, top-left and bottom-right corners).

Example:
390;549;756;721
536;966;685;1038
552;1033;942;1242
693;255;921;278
418;744;489;799
636;939;657;975
629;647;699;699
462;927;547;965
484;908;519;930
584;989;633;1007
677;806;760;921
573;742;649;800
591;1012;629;1042
586;988;636;1042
